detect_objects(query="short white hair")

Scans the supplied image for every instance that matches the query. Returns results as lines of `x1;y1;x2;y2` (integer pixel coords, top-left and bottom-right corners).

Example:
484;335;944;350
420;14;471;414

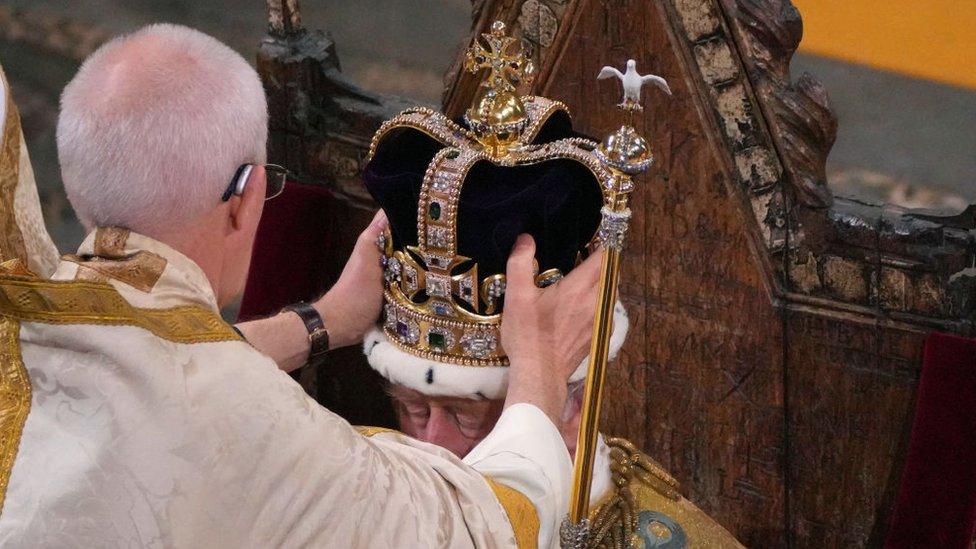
57;23;268;233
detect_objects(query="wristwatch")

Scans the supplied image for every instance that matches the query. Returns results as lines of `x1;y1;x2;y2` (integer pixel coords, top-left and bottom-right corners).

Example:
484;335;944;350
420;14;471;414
282;302;330;364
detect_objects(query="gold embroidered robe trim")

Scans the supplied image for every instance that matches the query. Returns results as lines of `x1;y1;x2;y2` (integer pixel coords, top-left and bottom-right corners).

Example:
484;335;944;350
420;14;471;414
0;316;27;517
92;227;131;256
356;426;541;548
0;272;240;344
587;437;744;549
63;228;169;293
63;251;168;293
73;265;109;284
486;477;540;549
355;425;401;438
0;80;27;264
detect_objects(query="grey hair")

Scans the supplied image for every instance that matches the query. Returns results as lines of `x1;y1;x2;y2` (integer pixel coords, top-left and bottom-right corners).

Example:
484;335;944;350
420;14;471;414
57;24;268;234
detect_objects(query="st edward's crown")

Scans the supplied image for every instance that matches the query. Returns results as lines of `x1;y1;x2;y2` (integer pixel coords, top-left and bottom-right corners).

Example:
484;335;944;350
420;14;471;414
363;22;618;367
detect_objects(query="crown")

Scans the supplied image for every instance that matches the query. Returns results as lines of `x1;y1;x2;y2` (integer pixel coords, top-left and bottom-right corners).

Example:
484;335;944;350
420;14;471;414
363;22;615;368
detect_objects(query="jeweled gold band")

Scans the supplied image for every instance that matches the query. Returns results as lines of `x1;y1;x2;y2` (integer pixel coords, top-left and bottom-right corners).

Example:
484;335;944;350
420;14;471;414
520;96;570;144
365;97;571;166
366;107;473;165
383;290;506;366
417;145;485;258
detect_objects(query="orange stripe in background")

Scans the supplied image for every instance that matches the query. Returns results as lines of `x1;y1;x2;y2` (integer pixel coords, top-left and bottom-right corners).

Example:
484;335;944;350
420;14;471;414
792;0;976;90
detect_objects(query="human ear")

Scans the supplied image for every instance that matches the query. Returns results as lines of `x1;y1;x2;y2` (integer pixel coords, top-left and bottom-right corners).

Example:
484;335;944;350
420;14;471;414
230;165;266;232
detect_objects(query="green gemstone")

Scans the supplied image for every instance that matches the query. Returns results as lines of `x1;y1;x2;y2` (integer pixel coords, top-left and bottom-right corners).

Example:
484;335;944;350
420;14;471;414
428;331;446;350
445;149;460;159
429;202;442;220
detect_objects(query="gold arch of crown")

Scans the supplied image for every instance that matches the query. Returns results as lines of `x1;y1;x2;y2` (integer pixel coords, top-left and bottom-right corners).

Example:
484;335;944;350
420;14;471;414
369;103;616;367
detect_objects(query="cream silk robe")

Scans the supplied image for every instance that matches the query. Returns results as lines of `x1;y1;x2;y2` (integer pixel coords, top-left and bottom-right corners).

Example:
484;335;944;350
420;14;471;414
0;228;572;548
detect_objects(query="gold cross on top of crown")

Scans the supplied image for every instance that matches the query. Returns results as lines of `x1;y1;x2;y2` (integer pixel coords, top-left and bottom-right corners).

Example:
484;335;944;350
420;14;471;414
464;21;534;92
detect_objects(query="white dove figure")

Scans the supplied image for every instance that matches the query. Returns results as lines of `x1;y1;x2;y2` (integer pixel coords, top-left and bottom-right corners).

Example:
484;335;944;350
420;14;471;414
598;59;671;111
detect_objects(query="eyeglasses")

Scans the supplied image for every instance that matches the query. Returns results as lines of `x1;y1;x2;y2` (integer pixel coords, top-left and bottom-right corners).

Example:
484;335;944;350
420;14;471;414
221;163;288;202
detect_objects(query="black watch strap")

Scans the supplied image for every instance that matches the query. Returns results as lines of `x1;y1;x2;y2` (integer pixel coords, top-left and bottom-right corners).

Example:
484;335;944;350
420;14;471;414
283;302;330;362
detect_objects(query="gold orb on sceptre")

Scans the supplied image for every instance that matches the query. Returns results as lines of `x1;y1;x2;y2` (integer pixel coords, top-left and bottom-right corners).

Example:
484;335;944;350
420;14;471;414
596;125;653;176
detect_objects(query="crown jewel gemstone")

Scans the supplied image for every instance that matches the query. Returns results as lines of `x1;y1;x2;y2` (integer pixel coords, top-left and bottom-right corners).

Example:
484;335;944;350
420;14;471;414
403;265;418;292
460;330;498;359
395;319;420;345
430;300;454;316
385;257;402;282
427;226;451;249
424;253;451;270
432;173;454;192
427;328;455;352
458;275;475;305
426;273;451;298
488;278;506;297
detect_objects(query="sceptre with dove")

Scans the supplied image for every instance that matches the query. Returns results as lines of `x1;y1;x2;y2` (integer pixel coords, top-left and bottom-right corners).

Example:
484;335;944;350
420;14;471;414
561;58;674;548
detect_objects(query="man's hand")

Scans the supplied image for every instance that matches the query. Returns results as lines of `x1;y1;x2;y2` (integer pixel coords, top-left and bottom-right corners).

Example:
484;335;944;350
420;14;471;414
315;209;388;349
237;210;388;372
501;234;603;424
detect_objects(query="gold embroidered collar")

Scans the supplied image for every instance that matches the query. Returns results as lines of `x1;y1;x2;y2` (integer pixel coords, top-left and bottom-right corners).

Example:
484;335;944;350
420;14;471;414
59;227;220;313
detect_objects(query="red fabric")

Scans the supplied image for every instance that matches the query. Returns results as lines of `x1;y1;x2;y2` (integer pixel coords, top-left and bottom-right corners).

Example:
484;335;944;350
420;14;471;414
238;180;396;428
886;332;976;548
239;181;338;320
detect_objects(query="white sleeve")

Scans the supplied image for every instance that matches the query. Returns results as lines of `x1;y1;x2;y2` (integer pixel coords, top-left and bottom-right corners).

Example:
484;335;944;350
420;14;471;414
463;403;573;549
185;342;575;548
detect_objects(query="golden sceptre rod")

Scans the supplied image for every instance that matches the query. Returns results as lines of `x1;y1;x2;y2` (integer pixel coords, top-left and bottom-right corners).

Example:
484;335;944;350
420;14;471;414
561;58;671;548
